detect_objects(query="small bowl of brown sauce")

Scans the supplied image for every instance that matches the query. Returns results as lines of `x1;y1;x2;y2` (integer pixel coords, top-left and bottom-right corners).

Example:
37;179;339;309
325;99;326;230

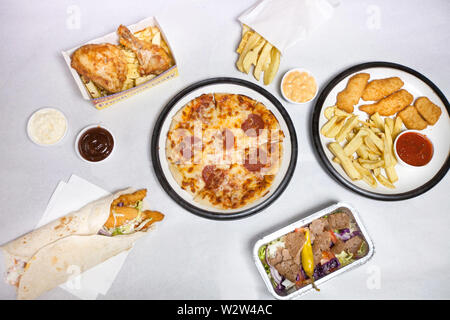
75;124;115;163
281;68;318;105
394;130;434;168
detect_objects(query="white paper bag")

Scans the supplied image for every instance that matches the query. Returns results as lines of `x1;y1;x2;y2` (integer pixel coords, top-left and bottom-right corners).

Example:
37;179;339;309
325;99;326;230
239;0;339;54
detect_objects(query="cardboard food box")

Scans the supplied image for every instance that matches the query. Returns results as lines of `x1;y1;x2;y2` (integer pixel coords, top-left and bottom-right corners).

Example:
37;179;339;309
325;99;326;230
62;17;178;110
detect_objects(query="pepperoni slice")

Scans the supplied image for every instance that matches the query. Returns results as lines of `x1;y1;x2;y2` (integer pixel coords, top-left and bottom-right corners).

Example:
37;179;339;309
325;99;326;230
241;114;265;137
222;129;235;150
180;136;201;160
244;148;268;172
190;94;214;122
202;165;225;189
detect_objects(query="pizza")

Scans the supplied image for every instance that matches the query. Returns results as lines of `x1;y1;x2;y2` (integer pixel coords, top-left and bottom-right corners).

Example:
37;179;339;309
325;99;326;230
166;93;284;210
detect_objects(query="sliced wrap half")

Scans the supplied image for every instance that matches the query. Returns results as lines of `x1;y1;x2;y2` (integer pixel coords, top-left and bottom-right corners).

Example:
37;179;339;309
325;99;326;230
1;188;163;300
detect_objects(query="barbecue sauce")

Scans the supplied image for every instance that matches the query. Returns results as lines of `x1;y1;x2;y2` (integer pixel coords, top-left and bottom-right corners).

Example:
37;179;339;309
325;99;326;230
78;127;114;162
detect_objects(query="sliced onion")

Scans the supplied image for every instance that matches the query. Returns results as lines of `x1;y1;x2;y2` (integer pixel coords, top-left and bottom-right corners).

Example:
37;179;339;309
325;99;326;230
98;228;112;236
269;266;284;284
265;247;284;285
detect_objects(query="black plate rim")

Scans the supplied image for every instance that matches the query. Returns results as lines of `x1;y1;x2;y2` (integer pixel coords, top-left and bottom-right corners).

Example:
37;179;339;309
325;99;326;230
312;61;450;201
151;77;298;220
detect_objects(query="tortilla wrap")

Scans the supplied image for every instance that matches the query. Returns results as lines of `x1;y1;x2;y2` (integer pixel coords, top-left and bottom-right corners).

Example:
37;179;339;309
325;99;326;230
1;187;156;300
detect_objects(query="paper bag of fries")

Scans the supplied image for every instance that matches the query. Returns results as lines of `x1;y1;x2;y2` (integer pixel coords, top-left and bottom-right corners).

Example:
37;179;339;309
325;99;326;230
236;0;337;85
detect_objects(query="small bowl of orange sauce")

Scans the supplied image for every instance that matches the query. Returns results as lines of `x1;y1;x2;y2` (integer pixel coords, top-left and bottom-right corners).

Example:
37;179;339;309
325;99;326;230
281;68;318;105
394;130;434;168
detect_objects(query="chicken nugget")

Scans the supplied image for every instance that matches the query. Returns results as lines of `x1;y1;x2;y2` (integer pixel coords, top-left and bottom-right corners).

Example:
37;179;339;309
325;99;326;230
336;73;370;113
397;106;428;130
359;89;413;116
414;97;442;125
362;77;404;101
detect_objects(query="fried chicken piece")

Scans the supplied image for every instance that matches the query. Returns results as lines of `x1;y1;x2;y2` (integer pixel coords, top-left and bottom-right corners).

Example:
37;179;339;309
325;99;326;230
71;43;128;93
397;106;428;130
362;77;404;101
111;189;147;207
117;25;171;76
336;73;370;113
139;210;165;231
104;207;139;229
414;97;442;125
359;89;413;116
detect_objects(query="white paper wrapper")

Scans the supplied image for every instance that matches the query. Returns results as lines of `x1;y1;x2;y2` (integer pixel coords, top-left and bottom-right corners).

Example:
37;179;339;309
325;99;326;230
239;0;339;53
35;175;127;300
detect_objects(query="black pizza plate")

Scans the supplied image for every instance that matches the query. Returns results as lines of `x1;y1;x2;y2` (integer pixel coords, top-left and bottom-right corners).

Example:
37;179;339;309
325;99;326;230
151;77;298;219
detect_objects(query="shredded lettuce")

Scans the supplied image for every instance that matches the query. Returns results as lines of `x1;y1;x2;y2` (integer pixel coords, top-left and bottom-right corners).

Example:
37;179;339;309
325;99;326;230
258;245;272;278
258;245;267;262
335;250;354;267
135;200;143;211
111;222;135;235
356;241;368;258
348;221;358;234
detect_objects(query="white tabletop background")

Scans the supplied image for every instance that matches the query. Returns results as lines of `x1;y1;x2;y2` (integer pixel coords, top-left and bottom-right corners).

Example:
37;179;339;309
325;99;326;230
0;0;448;300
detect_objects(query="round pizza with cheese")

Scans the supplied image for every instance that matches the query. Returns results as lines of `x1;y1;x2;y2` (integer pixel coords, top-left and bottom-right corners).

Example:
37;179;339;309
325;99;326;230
166;93;285;210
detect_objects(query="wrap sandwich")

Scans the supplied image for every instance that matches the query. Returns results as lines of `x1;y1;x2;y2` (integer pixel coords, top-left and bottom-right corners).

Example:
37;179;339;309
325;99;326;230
1;188;164;300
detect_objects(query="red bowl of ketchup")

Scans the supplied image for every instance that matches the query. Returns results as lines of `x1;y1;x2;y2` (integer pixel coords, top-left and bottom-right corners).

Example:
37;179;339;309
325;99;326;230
394;130;434;167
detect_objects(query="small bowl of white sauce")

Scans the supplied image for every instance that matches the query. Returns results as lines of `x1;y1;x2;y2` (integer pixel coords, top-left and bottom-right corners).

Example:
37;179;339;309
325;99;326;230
27;108;68;146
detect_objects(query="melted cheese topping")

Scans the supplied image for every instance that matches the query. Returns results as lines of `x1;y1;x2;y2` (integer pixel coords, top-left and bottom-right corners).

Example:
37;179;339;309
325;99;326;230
28;108;67;145
282;71;317;103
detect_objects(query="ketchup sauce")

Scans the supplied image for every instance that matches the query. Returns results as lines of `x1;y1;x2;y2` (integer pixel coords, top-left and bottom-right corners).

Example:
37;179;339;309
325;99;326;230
396;132;433;166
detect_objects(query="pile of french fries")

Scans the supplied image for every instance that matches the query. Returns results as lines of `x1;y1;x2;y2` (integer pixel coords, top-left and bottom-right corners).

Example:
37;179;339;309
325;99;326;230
321;106;404;189
236;24;281;85
83;26;173;99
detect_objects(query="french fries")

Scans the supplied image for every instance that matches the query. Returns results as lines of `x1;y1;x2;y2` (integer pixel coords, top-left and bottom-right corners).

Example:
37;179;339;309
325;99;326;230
321;115;346;138
392;116;403;139
375;172;395;189
236;24;281;85
370;112;384;131
328;143;361;181
343;130;368;156
236;32;262;72
254;42;272;81
353;160;378;188
335;116;359;142
321;103;405;189
243;39;265;74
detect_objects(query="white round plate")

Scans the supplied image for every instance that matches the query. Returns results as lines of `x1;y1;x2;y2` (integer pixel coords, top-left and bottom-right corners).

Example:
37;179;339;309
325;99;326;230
312;62;449;200
151;78;298;219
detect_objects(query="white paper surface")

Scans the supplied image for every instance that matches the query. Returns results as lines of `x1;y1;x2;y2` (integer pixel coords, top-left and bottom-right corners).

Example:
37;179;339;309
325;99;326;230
1;0;449;300
35;175;129;300
239;0;338;53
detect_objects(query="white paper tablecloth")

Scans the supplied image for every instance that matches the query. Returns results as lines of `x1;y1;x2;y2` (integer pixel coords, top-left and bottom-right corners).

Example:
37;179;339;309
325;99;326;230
0;0;449;299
